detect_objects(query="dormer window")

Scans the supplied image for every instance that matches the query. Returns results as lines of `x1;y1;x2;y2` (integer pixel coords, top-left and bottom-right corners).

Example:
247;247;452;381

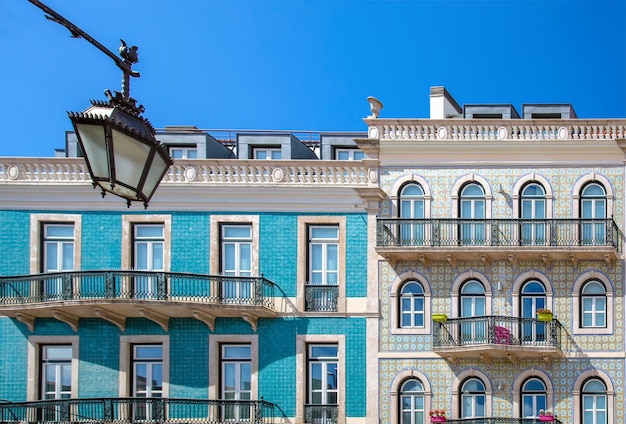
254;147;282;160
170;147;197;159
335;148;365;161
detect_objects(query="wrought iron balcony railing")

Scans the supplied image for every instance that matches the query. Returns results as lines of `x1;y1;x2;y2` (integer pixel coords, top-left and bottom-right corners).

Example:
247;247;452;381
433;315;563;349
0;397;276;424
443;418;563;424
0;270;275;309
377;218;622;251
304;285;339;312
304;404;338;424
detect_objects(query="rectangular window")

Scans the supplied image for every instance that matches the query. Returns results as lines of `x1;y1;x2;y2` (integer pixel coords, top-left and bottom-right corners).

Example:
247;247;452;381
221;344;252;421
41;345;72;400
306;225;339;312
307;344;338;424
42;224;74;299
132;344;163;420
170;147;198;159
335;148;364;161
221;224;253;302
133;224;164;298
254;148;282;160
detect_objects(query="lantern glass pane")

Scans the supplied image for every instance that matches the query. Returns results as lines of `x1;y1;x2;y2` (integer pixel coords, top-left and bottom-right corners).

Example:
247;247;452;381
111;129;151;189
75;123;109;179
142;153;170;200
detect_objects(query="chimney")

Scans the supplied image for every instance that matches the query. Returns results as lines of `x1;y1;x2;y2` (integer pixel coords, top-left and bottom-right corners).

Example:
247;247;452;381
429;86;462;119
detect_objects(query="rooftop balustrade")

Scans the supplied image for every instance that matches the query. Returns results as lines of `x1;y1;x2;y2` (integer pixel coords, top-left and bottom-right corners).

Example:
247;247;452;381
432;315;564;365
377;218;622;266
0;397;276;424
0;271;276;331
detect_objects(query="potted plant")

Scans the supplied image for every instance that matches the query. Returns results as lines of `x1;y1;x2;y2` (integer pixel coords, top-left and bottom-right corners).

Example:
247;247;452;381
538;409;555;422
429;409;446;423
536;308;553;322
432;313;448;323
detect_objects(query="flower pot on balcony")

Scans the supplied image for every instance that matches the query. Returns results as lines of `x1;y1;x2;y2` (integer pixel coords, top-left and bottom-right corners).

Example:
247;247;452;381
537;312;553;322
432;314;448;323
539;415;555;422
430;417;446;423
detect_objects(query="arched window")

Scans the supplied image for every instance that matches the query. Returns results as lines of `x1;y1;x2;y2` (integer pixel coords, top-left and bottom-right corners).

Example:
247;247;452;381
521;378;547;418
520;280;547;342
460;378;486;418
520;183;546;245
400;379;425;424
582;379;607;424
400;281;425;328
400;184;426;245
581;183;607;245
581;280;607;328
460;281;486;343
460;183;486;245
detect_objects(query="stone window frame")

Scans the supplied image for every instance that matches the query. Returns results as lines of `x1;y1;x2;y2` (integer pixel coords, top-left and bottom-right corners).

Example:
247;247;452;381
208;334;259;401
210;215;260;276
572;271;614;335
389;271;432;335
119;335;170;398
27;335;79;401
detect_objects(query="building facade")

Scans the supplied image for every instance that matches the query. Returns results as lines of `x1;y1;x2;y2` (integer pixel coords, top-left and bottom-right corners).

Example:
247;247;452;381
0;87;625;424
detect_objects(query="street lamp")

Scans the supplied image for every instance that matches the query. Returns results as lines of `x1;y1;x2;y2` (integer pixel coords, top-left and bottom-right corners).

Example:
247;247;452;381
28;0;172;208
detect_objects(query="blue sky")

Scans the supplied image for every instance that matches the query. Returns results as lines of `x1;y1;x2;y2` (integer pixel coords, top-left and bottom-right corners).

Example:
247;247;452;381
2;0;625;157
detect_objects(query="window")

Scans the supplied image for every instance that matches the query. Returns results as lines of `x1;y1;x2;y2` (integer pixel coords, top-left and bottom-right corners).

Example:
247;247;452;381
400;183;425;245
460;378;485;418
400;379;425;424
581;183;607;245
254;148;282;160
335;148;364;161
520;183;546;245
307;344;338;424
132;344;163;420
221;344;252;421
31;214;81;277
460;280;486;343
581;280;606;328
582;379;607;424
42;224;75;299
521;378;547;418
133;224;164;299
459;183;485;245
41;345;72;400
400;281;425;328
306;225;339;312
520;280;547;342
169;147;198;159
221;224;253;302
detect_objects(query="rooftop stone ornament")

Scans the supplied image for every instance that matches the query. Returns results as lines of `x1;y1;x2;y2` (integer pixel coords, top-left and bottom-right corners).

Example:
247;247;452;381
27;0;172;208
367;96;383;118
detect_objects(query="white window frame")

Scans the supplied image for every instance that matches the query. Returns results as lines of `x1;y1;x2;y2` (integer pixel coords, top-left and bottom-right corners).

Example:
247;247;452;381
30;214;82;275
308;225;339;285
389;370;432;424
41;345;73;400
253;147;282;160
119;336;169;398
573;370;614;424
208;335;258;402
210;216;259;277
221;224;252;277
334;148;365;161
169;146;198;159
390;272;432;335
572;272;614;335
27;336;79;401
297;217;346;313
296;335;345;424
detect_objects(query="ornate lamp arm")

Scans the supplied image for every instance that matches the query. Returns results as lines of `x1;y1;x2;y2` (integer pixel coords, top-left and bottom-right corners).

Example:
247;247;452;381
27;0;139;101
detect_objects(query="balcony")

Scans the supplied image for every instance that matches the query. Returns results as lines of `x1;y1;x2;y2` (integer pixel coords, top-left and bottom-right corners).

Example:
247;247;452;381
444;419;563;424
377;218;622;266
0;397;276;424
0;271;276;332
304;404;338;424
304;284;339;312
432;316;564;365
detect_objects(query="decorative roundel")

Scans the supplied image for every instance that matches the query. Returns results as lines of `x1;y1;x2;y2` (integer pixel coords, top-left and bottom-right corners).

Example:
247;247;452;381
368;126;379;140
497;127;508;140
368;168;378;183
272;167;285;182
558;127;569;139
183;167;197;182
7;165;19;180
437;127;448;140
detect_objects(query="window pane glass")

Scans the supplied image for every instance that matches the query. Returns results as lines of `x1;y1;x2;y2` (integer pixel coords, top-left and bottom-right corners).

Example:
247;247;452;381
255;150;267;159
135;346;162;359
135;244;148;269
136;225;164;238
311;227;338;239
337;151;349;160
240;244;251;271
152;364;163;390
224;346;251;359
61;365;72;391
45;244;58;271
311;346;338;358
62;243;74;270
224;226;251;238
187;150;198;159
46;225;74;238
152;244;164;270
271;150;282;159
311;245;322;270
327;245;338;271
353;151;365;160
45;346;72;360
